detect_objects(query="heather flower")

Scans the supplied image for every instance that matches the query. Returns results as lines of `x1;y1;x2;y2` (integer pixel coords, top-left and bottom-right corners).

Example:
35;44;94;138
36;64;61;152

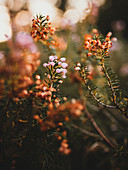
0;34;40;99
43;55;68;80
60;57;66;62
43;63;48;67
30;14;56;43
61;63;68;68
74;67;81;71
49;62;55;66
61;69;67;74
49;55;55;61
62;75;66;79
56;68;62;73
77;63;81;67
54;55;58;60
84;29;113;56
58;62;62;65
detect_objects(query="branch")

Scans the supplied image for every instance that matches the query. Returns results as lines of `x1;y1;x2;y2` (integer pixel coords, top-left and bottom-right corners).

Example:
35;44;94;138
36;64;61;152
84;79;116;109
71;123;100;138
101;59;127;117
84;107;114;148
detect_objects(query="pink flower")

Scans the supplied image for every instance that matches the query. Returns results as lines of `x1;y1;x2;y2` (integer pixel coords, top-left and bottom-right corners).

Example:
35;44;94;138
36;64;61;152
54;55;58;60
43;63;48;67
49;55;55;61
61;63;68;68
58;62;62;65
49;55;58;61
61;69;67;74
15;32;37;52
56;68;62;73
62;75;66;79
49;62;55;66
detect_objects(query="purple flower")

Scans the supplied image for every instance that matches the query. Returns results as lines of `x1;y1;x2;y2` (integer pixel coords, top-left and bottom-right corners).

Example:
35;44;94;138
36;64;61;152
56;68;62;73
61;63;68;68
49;55;58;61
49;62;55;66
49;55;55;61
54;55;58;60
61;68;67;74
62;75;66;79
58;62;62;65
15;32;36;50
43;63;48;67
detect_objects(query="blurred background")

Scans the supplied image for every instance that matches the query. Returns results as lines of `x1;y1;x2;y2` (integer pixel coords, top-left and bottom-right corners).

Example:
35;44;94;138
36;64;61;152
0;0;108;42
0;0;128;89
1;0;128;39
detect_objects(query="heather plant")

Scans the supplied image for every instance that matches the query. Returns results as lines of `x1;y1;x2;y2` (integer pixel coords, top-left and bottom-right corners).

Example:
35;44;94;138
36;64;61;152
0;14;128;170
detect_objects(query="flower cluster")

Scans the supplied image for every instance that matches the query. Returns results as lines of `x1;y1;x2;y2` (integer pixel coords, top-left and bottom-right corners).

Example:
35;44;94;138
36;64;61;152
34;77;54;102
31;74;60;108
34;100;84;154
43;55;68;79
0;33;40;100
34;100;84;131
84;29;112;57
30;14;56;42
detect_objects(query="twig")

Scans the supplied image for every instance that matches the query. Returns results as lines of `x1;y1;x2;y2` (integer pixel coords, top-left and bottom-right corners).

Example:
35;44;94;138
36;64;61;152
85;80;116;109
84;107;114;148
71;123;101;138
101;59;127;117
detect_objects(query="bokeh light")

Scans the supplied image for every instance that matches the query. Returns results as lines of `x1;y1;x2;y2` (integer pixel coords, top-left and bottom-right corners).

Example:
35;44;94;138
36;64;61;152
28;0;62;25
0;4;12;42
0;0;107;42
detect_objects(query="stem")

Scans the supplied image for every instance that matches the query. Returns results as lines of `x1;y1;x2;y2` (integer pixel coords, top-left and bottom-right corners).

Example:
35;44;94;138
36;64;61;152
84;107;114;148
101;59;126;115
84;79;116;109
71;123;101;138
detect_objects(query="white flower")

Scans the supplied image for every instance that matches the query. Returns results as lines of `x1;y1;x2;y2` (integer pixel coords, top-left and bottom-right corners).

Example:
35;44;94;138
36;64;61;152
49;55;55;61
75;67;80;70
60;57;66;62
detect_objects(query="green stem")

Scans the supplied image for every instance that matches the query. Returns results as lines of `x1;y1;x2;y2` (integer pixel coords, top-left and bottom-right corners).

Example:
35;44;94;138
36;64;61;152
101;59;126;116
